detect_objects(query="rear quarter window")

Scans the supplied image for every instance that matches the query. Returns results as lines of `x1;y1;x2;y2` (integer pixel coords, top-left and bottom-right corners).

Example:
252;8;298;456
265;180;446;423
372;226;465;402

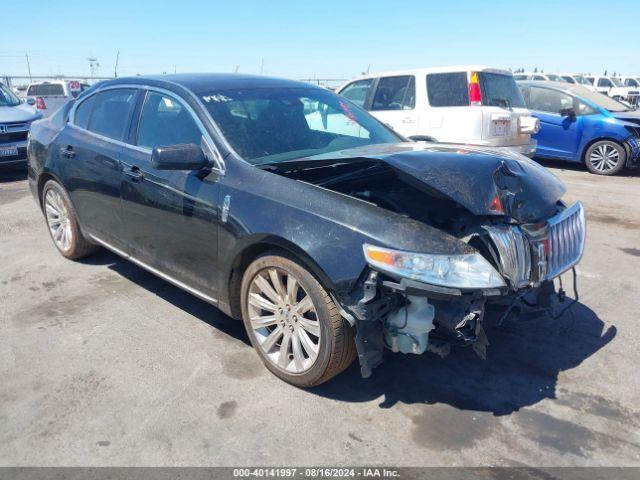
74;95;97;130
426;72;469;107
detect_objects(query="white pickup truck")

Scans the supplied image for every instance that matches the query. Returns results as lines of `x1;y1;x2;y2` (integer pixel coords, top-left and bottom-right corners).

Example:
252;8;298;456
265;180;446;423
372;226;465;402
25;80;90;118
585;76;639;106
338;66;540;156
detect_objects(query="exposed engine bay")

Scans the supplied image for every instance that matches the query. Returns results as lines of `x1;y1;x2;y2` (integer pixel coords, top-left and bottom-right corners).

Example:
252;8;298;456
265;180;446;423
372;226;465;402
261;147;586;377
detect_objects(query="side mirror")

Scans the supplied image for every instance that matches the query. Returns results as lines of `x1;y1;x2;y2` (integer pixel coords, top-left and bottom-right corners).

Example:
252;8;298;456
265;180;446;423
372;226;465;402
25;97;36;106
559;107;576;120
151;143;210;171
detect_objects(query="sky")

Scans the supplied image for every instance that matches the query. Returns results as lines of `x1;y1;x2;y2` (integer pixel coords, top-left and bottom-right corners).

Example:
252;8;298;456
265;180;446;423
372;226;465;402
1;0;639;81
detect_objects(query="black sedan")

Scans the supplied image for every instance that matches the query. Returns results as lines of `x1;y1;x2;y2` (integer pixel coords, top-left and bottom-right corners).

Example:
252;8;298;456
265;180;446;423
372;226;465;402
27;74;586;386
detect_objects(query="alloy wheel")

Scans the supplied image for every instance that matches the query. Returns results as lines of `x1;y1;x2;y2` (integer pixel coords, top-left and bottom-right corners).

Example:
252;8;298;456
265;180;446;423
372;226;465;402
44;188;73;252
247;267;321;374
588;144;620;173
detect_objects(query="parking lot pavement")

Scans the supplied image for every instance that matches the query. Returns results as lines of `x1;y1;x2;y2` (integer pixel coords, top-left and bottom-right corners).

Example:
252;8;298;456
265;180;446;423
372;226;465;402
0;163;639;467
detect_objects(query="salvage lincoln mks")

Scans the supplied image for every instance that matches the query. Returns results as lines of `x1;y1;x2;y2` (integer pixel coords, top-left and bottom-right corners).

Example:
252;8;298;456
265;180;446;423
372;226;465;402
27;74;586;386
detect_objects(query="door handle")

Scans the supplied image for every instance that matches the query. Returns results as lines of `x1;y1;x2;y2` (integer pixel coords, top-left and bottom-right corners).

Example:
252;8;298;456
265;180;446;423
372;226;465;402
401;117;414;124
60;145;75;159
122;165;144;181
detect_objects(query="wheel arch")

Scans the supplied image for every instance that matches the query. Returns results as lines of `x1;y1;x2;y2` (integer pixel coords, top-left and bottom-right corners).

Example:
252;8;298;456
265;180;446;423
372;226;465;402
224;236;340;321
580;136;627;164
36;170;64;210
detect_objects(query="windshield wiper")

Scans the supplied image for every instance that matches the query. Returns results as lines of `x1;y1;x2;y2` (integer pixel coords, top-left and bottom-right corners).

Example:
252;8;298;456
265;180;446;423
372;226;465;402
492;97;512;109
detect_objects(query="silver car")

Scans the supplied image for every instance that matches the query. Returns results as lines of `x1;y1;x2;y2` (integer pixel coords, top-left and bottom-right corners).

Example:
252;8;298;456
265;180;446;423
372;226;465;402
0;83;42;168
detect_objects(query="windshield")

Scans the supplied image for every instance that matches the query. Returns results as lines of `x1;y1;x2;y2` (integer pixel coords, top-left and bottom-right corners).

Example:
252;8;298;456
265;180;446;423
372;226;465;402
478;72;526;108
566;85;630;112
0;84;21;107
574;75;591;85
200;87;401;165
610;78;623;87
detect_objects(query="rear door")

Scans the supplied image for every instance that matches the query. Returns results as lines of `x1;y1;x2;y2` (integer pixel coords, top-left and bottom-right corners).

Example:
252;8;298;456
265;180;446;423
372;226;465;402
424;71;479;143
367;75;418;137
119;89;221;297
477;71;531;147
521;86;581;159
55;87;139;249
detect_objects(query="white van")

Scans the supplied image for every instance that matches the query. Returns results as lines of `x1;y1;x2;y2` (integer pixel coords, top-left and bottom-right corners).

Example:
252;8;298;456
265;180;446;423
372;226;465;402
337;66;539;156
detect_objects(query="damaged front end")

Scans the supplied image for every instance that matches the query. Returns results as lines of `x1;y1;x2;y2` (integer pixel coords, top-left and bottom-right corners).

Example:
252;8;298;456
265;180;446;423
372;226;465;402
346;200;586;378
265;143;587;378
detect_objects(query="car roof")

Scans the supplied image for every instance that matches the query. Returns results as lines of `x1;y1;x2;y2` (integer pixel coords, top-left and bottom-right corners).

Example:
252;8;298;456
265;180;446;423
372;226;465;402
99;73;316;94
343;65;512;82
517;80;598;97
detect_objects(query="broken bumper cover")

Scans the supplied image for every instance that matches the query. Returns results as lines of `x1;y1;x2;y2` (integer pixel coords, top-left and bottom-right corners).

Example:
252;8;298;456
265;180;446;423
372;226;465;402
348;202;586;378
625;135;640;166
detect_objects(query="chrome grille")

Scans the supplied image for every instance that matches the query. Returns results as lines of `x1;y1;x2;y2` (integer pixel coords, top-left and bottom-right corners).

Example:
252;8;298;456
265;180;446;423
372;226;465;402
483;225;532;289
544;201;586;280
484;202;586;289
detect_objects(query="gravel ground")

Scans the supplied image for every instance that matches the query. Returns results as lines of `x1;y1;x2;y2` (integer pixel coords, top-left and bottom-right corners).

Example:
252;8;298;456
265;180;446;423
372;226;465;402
0;162;639;467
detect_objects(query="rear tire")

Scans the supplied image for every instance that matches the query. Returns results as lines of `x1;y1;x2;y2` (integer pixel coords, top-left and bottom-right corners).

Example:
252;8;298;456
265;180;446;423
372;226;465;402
240;254;356;387
584;140;626;175
42;180;99;260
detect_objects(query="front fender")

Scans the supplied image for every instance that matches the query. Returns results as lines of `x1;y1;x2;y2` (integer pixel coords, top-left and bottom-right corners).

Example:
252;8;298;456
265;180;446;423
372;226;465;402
216;160;472;301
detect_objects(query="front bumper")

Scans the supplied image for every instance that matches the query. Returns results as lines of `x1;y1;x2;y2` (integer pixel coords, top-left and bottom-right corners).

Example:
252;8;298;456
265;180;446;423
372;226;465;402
625;136;640;166
494;141;537;158
0;139;28;167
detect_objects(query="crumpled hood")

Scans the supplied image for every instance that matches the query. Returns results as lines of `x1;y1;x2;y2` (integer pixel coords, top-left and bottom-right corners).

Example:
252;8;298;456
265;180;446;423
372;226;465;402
610;110;640;126
0;103;41;123
309;143;566;223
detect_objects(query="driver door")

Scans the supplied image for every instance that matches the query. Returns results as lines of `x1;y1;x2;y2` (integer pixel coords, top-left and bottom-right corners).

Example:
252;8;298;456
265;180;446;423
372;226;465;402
119;89;222;298
523;86;581;160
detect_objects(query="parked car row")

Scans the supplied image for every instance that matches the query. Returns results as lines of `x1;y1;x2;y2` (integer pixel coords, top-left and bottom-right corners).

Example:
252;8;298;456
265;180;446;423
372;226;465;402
513;72;640;106
336;65;639;175
518;81;640;175
26;73;586;386
338;66;540;157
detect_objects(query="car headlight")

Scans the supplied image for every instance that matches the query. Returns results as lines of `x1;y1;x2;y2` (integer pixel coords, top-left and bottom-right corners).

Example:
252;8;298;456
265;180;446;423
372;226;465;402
363;244;506;289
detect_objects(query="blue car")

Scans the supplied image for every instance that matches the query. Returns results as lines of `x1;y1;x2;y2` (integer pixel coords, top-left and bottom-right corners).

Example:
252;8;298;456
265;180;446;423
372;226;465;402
518;81;640;175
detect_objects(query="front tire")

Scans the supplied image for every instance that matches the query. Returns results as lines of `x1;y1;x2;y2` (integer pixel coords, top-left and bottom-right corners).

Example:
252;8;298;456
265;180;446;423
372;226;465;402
42;180;99;260
584;140;626;175
240;254;356;387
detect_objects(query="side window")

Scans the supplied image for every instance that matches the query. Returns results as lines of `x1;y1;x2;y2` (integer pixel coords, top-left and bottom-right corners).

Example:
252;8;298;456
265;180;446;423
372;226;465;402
527;87;573;114
74;95;97;130
87;89;137;141
576;100;597;116
585;77;594;85
339;79;373;108
303;97;370;139
426;72;468;107
625;79;639;87
513;75;527;81
597;78;612;88
533;75;546;81
137;92;202;150
371;76;415;111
